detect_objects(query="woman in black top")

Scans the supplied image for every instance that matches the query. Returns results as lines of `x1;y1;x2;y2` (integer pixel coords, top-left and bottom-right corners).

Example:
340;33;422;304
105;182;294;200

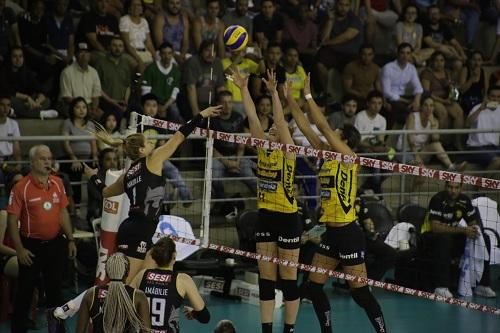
131;237;210;332
458;51;489;114
75;252;151;333
84;105;221;283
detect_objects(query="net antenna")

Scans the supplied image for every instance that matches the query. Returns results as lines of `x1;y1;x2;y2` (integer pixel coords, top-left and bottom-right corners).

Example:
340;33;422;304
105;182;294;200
200;43;216;248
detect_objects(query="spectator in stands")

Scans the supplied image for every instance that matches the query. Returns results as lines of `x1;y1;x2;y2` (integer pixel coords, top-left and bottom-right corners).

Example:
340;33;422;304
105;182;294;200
222;0;253;43
76;0;119;56
397;94;465;170
0;0;19;65
94;35;134;121
18;0;65;96
153;0;190;63
138;93;193;207
465;85;500;172
59;42;102;118
0;47;52;119
223;48;261;114
358;0;400;44
381;42;423;129
423;5;466;74
0;95;21;189
210;91;256;207
183;40;225;117
442;0;480;48
327;94;358;130
45;0;75;66
192;0;225;57
489;17;500;64
317;0;363;93
458;51;489;114
61;97;98;206
421;181;496;298
143;42;182;122
282;2;318;72
252;43;286;100
214;319;237;333
7;144;76;333
395;4;434;65
119;0;156;71
282;44;306;105
86;147;117;223
243;95;274;134
342;44;381;106
421;51;465;149
0;173;23;278
355;90;390;196
253;0;284;50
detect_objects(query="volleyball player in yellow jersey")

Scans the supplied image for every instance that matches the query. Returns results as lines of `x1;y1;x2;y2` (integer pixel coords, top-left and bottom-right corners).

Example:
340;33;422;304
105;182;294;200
230;68;301;333
286;75;388;333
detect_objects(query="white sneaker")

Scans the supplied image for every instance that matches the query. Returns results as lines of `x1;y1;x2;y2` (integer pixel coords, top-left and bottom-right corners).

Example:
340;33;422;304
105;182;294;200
40;109;59;119
474;286;496;298
434;287;453;298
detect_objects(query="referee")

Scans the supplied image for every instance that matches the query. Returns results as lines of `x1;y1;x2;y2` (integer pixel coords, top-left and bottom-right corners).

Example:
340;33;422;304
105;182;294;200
7;145;76;333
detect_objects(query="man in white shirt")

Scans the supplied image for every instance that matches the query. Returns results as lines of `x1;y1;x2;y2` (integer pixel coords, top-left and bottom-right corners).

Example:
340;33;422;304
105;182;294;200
59;43;102;118
465;85;500;171
354;90;390;196
381;43;423;129
0;95;21;190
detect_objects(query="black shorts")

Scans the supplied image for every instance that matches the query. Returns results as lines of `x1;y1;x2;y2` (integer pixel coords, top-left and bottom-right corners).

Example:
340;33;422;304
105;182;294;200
316;222;366;266
0;255;13;274
116;217;157;260
255;209;303;250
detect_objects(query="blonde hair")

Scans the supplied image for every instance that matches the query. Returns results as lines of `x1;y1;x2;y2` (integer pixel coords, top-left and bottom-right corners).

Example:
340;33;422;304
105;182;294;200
90;122;146;161
103;253;144;333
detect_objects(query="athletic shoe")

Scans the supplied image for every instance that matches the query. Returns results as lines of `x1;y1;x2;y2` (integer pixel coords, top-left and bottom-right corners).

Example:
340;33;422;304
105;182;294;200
474;286;497;298
434;287;453;298
47;308;66;333
40;110;59;119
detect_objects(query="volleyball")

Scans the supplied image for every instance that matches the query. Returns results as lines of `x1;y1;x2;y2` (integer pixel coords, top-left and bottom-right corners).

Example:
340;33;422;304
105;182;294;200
223;25;249;51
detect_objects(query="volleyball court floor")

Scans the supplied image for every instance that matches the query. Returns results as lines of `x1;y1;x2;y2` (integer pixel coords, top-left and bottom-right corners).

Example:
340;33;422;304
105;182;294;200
1;267;499;333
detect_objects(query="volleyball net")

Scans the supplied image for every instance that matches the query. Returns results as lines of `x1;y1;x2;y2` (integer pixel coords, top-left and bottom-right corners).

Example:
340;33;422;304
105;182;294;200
98;111;500;315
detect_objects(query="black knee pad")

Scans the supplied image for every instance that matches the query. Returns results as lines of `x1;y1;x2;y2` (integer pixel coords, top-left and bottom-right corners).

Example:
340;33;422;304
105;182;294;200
281;279;299;301
351;286;381;313
259;279;276;301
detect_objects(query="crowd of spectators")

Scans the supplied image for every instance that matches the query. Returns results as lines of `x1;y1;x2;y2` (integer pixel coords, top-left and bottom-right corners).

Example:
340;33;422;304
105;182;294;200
0;0;498;214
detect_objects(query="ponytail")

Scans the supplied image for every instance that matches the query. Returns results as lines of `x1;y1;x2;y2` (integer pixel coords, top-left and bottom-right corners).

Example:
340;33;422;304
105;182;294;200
89;122;145;161
89;121;124;147
103;253;145;333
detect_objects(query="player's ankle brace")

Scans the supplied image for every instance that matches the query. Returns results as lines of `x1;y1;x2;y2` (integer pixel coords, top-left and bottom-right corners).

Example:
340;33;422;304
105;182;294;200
262;323;272;333
259;279;276;301
283;323;295;333
281;279;299;301
351;286;386;333
308;282;332;333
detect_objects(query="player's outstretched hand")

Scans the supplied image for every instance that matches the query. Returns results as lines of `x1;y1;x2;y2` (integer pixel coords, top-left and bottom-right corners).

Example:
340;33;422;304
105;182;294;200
183;306;195;320
262;69;277;94
227;67;248;89
200;105;223;118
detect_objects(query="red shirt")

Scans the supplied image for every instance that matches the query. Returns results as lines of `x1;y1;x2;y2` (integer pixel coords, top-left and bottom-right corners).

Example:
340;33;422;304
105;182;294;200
6;174;68;240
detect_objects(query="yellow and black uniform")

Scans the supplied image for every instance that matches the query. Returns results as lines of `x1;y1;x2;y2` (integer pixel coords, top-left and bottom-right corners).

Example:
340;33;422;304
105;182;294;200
316;159;366;265
255;148;302;249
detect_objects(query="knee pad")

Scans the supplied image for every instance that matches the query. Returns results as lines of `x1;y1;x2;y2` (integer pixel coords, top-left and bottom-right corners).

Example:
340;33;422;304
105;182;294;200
281;279;299;302
351;286;381;313
259;279;276;301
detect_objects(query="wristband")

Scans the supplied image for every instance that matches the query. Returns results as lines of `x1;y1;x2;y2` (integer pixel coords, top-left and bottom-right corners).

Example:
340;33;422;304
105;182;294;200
192;306;210;323
90;174;105;195
305;93;313;100
179;113;204;137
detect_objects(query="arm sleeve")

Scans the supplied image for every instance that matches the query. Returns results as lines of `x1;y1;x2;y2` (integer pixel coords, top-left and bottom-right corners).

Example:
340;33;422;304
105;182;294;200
119;16;129;32
91;69;102;98
411;65;424;94
183;59;197;85
59;69;72;98
6;185;23;217
381;65;399;101
428;195;444;222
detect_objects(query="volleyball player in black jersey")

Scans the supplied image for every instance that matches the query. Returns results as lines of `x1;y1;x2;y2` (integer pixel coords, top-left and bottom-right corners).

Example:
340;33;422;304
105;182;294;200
130;237;210;332
230;68;301;333
286;75;387;333
84;106;221;283
75;252;150;333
